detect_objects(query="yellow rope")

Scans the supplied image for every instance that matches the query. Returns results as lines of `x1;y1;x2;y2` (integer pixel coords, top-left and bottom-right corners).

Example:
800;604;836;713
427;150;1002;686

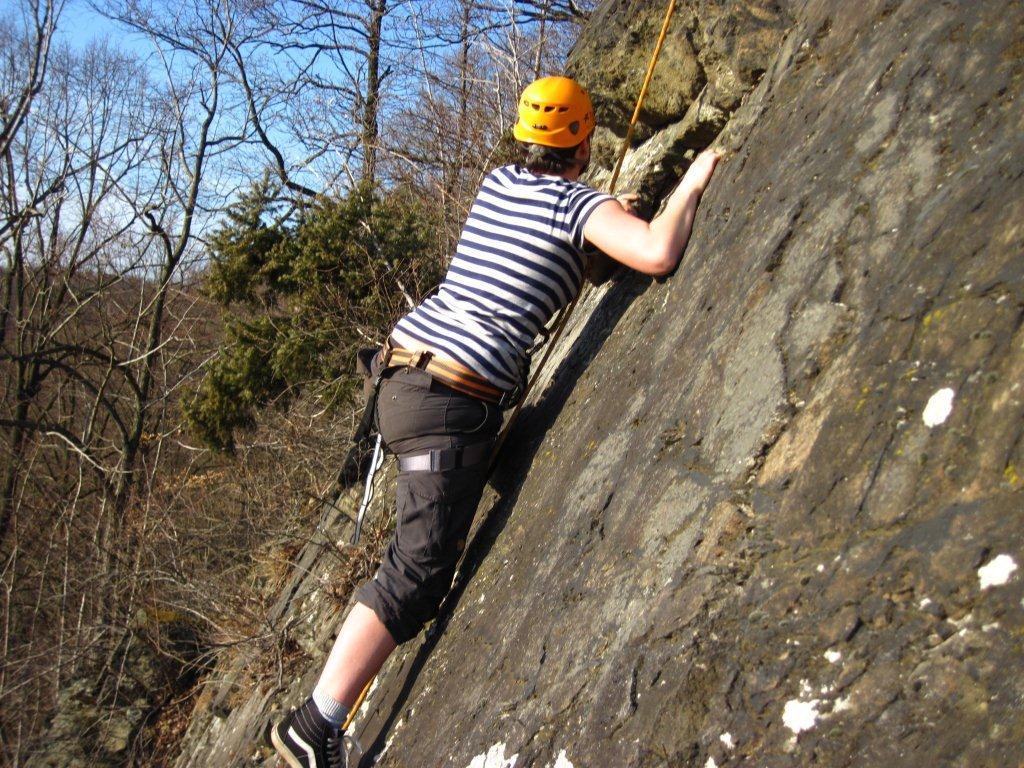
342;677;373;732
491;0;678;466
609;0;678;194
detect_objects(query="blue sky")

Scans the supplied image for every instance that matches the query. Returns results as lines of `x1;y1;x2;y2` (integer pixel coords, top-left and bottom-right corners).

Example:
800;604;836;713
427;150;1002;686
58;1;152;55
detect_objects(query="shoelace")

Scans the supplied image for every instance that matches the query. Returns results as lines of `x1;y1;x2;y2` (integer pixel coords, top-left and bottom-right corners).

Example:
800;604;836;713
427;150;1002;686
325;729;347;768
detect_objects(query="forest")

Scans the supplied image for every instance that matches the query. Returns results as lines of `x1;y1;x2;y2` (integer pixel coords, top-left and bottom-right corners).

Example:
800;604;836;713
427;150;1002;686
0;0;594;762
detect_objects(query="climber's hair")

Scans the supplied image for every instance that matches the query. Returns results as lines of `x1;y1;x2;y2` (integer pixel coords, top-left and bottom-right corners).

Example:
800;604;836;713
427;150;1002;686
521;141;583;175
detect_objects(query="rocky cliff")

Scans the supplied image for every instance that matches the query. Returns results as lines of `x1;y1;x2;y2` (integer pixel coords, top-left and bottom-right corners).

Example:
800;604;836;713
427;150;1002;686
175;0;1024;765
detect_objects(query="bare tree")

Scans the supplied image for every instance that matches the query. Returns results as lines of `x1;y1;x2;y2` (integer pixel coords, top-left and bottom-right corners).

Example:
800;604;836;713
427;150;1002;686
0;26;168;756
231;0;403;191
379;0;594;264
0;34;154;542
0;0;249;756
0;0;62;161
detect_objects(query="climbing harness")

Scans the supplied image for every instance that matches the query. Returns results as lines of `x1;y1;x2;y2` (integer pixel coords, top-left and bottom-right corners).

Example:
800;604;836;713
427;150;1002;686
337;345;389;493
348;344;392;545
384;341;521;407
349;338;505;544
397;441;493;473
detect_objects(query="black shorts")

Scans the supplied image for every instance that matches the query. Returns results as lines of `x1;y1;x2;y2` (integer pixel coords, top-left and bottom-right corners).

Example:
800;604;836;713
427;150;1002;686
353;360;502;644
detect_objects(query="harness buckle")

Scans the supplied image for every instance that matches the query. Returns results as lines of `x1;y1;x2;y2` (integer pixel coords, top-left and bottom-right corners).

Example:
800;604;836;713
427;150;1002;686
498;385;522;409
430;445;463;472
410;350;433;369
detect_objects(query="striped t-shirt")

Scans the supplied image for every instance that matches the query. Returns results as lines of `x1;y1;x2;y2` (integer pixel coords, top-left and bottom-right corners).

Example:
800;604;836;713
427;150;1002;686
390;164;614;391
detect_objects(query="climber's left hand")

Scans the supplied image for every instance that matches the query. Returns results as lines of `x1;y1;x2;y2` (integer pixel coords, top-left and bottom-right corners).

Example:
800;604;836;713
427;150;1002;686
616;192;640;215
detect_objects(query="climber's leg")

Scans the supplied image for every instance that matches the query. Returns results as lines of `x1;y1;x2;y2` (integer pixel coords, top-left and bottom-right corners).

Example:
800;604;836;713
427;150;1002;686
352;457;490;643
314;602;397;707
278;362;498;758
353;364;498;631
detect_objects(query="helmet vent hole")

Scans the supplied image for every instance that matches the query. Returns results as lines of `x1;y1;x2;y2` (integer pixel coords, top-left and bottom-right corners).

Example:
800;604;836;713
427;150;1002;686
543;105;554;112
557;106;569;112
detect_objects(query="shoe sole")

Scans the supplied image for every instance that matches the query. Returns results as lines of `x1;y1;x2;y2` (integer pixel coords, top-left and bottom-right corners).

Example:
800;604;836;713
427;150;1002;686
270;725;306;768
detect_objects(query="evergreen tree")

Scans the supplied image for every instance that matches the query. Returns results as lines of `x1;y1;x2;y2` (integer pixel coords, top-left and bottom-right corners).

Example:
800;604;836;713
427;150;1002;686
188;182;439;451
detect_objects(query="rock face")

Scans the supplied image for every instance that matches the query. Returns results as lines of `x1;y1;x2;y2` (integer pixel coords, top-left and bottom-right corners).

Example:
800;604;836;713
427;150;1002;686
352;1;1024;766
176;0;1024;765
570;0;789;168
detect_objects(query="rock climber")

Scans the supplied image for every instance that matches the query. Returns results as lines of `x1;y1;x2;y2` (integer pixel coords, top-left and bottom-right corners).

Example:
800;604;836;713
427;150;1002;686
271;74;721;767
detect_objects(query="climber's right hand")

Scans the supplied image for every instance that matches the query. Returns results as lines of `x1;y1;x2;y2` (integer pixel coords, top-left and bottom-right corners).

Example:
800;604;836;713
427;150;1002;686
682;149;722;195
583;147;721;277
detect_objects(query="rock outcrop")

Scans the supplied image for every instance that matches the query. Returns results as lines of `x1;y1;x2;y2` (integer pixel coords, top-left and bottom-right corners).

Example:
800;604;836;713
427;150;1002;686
572;0;789;172
33;620;203;767
175;0;1024;765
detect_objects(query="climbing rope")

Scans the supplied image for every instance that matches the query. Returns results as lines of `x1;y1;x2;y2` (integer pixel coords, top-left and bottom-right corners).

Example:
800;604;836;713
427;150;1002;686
609;0;678;193
342;683;369;731
343;0;679;745
490;0;679;467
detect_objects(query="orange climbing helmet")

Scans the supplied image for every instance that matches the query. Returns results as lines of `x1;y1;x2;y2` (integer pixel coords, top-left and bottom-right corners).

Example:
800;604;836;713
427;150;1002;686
513;76;594;149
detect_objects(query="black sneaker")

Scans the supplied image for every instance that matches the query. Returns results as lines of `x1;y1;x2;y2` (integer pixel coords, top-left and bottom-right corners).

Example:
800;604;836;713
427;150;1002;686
270;698;347;768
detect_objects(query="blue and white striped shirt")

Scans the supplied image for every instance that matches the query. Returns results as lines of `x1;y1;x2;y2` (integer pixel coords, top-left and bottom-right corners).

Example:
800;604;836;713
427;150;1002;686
390;164;614;391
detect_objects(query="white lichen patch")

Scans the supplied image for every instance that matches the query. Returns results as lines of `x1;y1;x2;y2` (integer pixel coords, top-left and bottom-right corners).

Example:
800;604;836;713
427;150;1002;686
782;698;821;734
833;696;853;713
468;742;518;768
950;612;974;628
380;723;400;760
704;757;718;768
978;554;1017;589
922;387;955;427
919;597;933;609
719;732;735;749
550;749;574;768
824;649;842;664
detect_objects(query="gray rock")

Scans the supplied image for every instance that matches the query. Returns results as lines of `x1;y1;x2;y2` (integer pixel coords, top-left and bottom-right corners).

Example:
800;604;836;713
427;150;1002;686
355;2;1024;766
569;0;790;141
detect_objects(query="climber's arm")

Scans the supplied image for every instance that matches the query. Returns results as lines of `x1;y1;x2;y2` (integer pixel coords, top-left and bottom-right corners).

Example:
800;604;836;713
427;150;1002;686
583;149;721;277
